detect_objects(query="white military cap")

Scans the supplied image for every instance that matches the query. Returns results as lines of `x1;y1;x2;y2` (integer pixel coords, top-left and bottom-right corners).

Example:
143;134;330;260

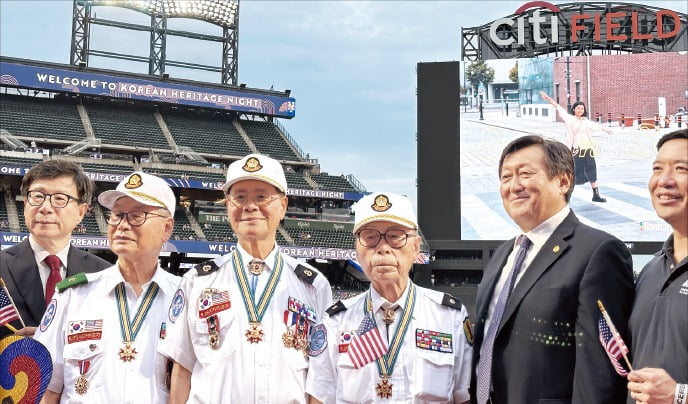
222;154;288;194
98;171;176;216
353;192;418;233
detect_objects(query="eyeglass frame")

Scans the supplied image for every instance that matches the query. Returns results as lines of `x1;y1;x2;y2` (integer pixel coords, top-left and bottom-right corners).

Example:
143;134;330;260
105;210;170;227
355;228;418;249
25;190;82;209
226;193;283;208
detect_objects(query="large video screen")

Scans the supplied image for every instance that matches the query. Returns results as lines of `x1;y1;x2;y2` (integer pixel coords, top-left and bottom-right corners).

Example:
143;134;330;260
460;52;687;242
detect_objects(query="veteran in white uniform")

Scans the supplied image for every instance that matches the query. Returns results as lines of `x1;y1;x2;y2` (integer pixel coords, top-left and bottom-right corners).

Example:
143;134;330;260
159;154;332;404
306;192;473;404
35;172;180;403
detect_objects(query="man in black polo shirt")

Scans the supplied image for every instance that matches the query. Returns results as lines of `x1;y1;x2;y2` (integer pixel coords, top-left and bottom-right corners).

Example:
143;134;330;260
627;129;688;404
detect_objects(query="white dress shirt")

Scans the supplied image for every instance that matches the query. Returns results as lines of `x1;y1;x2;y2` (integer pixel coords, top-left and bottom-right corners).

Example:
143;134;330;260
484;207;570;332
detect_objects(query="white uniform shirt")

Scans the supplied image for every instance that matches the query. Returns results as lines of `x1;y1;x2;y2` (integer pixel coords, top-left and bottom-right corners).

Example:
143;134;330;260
158;246;332;404
306;281;472;404
35;264;180;404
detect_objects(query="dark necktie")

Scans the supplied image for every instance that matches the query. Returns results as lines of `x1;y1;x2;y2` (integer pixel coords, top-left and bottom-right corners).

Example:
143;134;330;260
44;255;63;305
476;235;532;404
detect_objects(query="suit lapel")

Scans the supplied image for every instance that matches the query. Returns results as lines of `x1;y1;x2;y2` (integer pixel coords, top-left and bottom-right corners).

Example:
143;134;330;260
477;241;513;320
497;212;578;335
5;239;45;324
66;246;84;277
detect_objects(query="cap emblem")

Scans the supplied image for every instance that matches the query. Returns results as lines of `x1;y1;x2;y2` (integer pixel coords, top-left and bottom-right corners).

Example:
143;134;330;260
124;174;143;189
371;194;392;212
242;157;263;173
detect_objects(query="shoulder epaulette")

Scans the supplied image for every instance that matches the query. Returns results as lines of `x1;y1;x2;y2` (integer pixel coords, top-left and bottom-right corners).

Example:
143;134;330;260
195;260;219;276
441;293;462;310
326;300;347;316
57;272;88;292
294;264;318;285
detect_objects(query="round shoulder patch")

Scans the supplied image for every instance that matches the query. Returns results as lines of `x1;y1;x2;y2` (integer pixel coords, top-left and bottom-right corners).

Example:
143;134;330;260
168;289;186;323
40;299;57;332
308;324;328;357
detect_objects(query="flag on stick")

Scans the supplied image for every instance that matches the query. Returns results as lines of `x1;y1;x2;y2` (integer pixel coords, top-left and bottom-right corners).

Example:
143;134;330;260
348;314;388;369
597;300;632;376
0;278;23;329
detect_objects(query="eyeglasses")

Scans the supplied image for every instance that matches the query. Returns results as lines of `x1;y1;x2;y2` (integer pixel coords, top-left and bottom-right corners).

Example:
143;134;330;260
356;229;417;249
105;211;169;227
26;190;80;208
227;194;282;208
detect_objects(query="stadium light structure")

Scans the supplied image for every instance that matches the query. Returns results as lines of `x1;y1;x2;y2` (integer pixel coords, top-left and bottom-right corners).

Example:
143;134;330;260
71;0;240;84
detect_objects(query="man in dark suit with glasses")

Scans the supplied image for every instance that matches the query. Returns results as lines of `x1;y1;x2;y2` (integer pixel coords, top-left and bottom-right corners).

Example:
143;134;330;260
0;159;109;337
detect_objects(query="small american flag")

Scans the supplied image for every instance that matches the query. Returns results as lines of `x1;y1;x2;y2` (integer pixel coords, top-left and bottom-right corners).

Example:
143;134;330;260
0;287;20;326
598;315;629;376
348;314;387;369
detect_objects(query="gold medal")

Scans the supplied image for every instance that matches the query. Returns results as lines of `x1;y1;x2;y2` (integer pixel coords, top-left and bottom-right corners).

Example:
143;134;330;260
282;328;295;348
383;309;396;325
245;322;264;343
209;330;220;349
118;341;138;362
376;376;393;399
249;259;264;275
74;375;89;395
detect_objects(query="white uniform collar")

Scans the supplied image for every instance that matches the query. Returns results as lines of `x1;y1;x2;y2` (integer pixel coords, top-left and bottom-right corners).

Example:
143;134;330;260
236;242;279;272
369;279;412;314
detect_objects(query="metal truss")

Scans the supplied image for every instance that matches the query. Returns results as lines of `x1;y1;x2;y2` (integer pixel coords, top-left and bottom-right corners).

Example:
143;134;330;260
462;2;688;61
69;0;240;84
70;0;91;66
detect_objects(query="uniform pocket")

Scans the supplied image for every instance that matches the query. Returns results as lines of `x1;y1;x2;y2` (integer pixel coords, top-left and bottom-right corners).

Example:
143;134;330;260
336;353;375;403
412;348;455;402
192;310;237;365
62;342;105;402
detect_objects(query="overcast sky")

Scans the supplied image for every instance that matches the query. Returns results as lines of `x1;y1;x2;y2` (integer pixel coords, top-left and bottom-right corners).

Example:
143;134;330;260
1;1;685;208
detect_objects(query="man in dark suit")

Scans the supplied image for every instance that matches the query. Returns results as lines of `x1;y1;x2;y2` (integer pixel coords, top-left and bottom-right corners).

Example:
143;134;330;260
0;160;110;337
470;135;634;403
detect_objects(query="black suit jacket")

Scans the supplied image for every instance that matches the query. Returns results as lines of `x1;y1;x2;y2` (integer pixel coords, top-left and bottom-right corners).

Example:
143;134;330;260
470;211;634;404
0;239;110;336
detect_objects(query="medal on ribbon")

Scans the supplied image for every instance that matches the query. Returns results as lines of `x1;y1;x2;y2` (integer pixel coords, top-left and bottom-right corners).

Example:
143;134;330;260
74;360;90;394
232;251;284;344
282;310;297;348
115;282;160;362
365;284;417;399
207;314;221;349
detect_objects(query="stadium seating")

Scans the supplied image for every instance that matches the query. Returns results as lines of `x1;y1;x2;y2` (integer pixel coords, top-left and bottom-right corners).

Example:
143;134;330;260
283;225;355;249
163;113;252;156
239;120;300;161
0;196;9;231
86;103;170;149
0;154;43;167
201;221;236;242
75;211;102;236
15;200;28;233
172;209;198;240
0;94;85;142
310;173;357;192
80;161;135;174
142;167;225;182
284;171;312;189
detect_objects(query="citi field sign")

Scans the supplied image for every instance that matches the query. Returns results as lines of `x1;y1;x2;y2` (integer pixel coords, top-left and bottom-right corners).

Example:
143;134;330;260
463;1;688;59
490;1;682;46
